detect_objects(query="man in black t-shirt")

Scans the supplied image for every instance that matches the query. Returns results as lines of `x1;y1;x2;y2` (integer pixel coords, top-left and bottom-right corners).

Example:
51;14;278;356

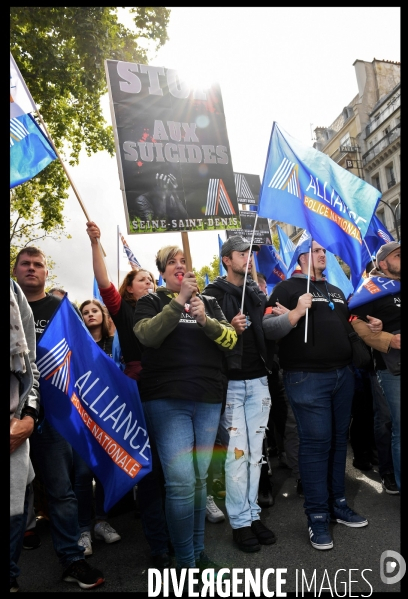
203;236;276;553
263;239;368;552
13;247;104;590
350;241;400;493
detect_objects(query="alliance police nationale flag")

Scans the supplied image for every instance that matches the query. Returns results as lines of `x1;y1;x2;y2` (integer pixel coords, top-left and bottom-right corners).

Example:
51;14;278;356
276;224;296;268
255;245;287;287
258;123;381;288
362;213;395;268
10;52;57;188
36;296;152;512
281;226;353;298
348;276;400;311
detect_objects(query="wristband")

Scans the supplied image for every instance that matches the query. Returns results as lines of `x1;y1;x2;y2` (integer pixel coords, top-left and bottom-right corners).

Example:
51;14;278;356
21;408;38;425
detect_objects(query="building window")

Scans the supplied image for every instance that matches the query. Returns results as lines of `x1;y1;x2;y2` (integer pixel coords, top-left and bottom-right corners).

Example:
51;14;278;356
385;163;396;189
372;175;381;192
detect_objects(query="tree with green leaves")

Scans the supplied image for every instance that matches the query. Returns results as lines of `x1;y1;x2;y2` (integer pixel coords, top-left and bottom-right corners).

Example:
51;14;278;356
193;255;221;292
10;7;170;275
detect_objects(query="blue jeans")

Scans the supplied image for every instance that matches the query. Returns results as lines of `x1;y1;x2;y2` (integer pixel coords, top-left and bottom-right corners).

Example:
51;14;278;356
283;367;354;516
73;450;107;532
10;485;29;581
376;369;400;491
217;377;271;529
142;399;221;568
137;438;171;557
30;419;84;568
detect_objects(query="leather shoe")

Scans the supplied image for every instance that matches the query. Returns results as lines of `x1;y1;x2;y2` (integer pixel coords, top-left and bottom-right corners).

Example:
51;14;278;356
352;457;372;471
251;520;276;545
233;526;261;552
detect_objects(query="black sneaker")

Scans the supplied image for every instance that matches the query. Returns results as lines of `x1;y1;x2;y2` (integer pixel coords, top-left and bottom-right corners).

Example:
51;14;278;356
62;559;105;589
10;578;19;592
150;553;171;570
381;472;399;495
296;479;304;497
23;530;41;550
251;520;276;545
352;457;372;471
196;551;229;582
233;526;261;552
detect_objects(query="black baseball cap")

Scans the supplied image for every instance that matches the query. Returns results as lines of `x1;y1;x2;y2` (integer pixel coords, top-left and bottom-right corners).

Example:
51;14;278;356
220;235;260;257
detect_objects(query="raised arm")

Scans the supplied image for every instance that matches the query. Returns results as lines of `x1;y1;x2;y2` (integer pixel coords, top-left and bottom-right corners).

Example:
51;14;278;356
86;221;110;289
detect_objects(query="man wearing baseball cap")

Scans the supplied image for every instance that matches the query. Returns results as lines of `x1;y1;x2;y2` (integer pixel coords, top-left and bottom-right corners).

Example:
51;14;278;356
203;236;277;553
350;241;401;492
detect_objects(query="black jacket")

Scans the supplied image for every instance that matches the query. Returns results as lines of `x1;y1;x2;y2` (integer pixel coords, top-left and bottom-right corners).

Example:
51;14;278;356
202;276;275;373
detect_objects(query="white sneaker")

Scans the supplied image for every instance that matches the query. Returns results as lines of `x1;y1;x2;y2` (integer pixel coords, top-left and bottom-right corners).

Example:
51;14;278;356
78;531;93;556
94;521;121;544
206;495;225;523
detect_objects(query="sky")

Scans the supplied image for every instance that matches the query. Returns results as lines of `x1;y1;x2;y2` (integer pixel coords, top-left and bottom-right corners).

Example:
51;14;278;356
36;7;400;303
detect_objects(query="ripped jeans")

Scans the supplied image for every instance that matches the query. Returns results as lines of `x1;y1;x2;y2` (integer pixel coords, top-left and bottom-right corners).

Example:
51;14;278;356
218;377;271;529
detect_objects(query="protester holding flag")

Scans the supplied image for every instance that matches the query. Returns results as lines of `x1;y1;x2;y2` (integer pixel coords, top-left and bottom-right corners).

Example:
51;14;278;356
10;279;40;592
349;241;401;492
263;238;370;551
13;247;105;589
202;236;277;553
86;221;172;570
71;299;122;557
133;244;237;579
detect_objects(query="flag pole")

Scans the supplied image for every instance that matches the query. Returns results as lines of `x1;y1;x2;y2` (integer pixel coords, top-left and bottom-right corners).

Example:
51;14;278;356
35;110;106;256
304;244;312;343
240;212;258;314
181;231;196;297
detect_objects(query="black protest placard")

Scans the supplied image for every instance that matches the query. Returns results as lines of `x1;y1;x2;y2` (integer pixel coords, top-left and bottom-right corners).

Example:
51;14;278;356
226;173;272;245
226;210;273;246
105;60;241;235
234;172;261;206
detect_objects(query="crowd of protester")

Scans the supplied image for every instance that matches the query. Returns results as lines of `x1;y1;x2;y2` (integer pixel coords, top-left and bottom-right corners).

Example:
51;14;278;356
10;232;400;591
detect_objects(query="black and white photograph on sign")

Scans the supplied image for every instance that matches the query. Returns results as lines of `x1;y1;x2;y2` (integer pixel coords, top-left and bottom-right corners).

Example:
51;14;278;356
226;210;272;246
105;60;241;235
234;172;261;205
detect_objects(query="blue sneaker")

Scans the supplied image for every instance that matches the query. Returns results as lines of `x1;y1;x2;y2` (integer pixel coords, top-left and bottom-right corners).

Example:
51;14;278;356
307;513;333;550
330;498;368;527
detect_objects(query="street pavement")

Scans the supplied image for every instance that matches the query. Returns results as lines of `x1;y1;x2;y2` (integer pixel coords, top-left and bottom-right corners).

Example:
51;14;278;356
18;443;403;595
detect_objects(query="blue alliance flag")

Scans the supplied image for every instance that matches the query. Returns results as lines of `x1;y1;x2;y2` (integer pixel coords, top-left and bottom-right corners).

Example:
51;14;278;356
258;123;381;289
255;245;287;288
362;213;395;268
276;224;296;268
348;277;400;311
286;230;354;299
10;113;57;188
36;296;152;512
10;52;56;188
